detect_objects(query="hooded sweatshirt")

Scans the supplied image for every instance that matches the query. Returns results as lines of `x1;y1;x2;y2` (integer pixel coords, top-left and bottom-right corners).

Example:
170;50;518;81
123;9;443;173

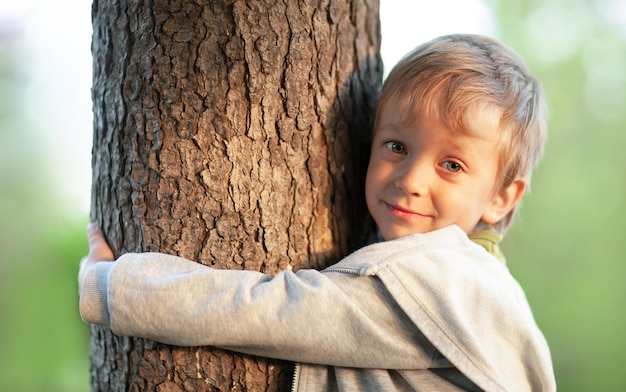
79;225;555;391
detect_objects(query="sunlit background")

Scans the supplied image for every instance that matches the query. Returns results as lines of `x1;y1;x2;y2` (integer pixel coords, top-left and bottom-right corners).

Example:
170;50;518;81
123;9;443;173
1;0;624;390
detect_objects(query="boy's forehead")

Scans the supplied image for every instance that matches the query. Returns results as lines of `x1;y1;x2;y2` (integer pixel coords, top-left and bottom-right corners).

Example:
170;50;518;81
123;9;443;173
377;94;502;142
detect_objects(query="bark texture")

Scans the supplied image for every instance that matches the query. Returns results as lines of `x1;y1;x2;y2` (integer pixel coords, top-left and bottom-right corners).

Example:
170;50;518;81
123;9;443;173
90;0;381;390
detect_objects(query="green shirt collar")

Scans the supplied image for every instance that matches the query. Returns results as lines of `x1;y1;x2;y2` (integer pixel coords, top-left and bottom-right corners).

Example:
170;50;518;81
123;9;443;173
468;229;507;264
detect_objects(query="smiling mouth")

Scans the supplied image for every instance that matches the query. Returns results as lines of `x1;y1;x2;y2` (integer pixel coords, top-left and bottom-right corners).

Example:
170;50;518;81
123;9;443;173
384;202;430;220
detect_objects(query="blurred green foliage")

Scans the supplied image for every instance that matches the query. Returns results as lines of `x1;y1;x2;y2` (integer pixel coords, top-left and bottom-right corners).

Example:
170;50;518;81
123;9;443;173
492;0;626;390
0;26;90;390
0;0;624;390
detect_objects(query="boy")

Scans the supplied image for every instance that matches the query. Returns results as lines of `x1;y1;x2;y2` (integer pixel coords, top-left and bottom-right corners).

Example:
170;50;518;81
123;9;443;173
79;34;556;391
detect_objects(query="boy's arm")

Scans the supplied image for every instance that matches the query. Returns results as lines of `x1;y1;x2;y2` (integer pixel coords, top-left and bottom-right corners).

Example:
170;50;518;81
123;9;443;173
78;225;434;370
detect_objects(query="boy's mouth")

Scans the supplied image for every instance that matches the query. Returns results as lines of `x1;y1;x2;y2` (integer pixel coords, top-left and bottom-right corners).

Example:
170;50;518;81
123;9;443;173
384;202;430;220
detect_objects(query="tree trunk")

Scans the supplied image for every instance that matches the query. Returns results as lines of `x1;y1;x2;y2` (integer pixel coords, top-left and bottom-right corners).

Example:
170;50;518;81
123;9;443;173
90;0;381;390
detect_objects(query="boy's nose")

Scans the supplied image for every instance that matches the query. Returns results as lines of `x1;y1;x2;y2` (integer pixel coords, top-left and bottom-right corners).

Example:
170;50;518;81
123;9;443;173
394;159;430;196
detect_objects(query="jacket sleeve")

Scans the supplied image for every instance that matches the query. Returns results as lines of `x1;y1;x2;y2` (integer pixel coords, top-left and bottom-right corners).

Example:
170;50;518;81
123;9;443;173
78;252;438;369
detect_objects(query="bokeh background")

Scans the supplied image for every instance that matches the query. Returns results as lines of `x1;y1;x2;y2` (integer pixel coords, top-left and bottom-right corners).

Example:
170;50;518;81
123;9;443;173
1;0;624;390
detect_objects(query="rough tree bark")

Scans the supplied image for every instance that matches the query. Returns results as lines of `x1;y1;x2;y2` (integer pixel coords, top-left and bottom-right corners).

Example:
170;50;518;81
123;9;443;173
90;0;381;390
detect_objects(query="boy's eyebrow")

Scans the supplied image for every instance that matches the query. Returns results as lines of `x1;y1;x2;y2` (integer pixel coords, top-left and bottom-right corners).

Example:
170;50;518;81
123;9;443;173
374;121;404;135
378;123;402;132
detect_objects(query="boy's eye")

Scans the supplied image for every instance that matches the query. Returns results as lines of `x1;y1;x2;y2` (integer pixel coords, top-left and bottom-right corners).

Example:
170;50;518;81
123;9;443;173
385;141;407;155
442;160;462;173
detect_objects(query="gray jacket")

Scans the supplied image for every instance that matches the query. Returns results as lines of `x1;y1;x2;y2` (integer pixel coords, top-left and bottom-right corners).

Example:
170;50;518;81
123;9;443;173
80;225;555;391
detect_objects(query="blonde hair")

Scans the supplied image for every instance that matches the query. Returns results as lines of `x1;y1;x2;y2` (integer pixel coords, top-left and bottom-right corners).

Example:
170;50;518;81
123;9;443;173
376;34;547;233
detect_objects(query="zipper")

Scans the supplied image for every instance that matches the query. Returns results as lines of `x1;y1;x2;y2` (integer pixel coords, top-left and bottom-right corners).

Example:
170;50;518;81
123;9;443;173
291;363;300;392
324;264;379;276
323;266;360;275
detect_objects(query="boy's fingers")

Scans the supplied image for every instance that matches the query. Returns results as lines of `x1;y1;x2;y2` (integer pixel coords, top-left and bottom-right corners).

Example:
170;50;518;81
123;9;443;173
87;222;103;238
87;222;115;261
87;223;104;248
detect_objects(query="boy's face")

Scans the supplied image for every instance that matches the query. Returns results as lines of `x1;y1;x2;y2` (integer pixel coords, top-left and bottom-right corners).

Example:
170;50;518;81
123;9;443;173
366;100;508;240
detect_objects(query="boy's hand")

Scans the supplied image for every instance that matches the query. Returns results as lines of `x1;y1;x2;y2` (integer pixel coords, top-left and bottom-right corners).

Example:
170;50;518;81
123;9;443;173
78;223;115;294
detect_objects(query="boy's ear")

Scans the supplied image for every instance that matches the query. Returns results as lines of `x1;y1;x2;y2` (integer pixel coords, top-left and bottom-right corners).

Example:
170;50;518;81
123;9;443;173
481;178;527;225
